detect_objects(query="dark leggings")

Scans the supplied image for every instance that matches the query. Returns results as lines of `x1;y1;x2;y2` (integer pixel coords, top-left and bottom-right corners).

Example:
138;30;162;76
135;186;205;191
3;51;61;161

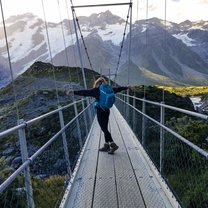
96;107;113;143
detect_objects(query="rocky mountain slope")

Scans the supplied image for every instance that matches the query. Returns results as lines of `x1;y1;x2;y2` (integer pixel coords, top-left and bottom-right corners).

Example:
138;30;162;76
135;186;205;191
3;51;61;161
0;61;102;183
0;61;99;131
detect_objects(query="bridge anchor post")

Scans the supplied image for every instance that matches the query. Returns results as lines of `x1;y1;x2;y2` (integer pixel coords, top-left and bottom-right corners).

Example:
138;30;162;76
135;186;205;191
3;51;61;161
160;102;165;174
58;106;72;177
18;119;34;208
73;100;83;147
142;99;146;146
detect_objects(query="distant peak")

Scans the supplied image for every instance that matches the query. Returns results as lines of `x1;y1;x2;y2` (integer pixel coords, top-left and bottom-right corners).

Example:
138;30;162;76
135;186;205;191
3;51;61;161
179;20;192;25
91;10;117;19
102;10;113;15
5;13;39;24
78;10;125;27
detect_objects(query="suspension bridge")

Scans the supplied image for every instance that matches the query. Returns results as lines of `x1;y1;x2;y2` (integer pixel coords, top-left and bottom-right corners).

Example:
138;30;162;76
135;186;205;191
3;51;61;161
0;0;208;208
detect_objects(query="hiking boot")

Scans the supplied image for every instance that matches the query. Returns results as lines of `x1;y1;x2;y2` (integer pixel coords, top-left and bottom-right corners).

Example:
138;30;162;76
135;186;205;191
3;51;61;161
108;142;119;154
99;143;110;152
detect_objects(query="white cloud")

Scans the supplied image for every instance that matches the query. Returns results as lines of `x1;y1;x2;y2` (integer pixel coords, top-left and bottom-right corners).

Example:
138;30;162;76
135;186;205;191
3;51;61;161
136;0;208;23
0;0;207;24
167;0;208;23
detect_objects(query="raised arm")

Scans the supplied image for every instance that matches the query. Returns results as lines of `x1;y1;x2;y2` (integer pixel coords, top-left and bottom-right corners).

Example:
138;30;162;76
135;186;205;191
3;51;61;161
113;86;129;93
66;88;99;98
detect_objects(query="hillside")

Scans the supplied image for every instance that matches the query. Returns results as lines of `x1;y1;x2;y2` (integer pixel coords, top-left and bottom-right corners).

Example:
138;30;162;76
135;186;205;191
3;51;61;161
1;61;207;208
0;61;100;131
1;61;203;133
158;86;208;114
158;86;208;97
0;61;197;157
0;61;102;183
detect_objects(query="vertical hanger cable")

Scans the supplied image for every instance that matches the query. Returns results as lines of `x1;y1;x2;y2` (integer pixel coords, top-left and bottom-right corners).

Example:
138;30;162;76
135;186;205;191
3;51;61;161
0;0;20;120
41;0;60;105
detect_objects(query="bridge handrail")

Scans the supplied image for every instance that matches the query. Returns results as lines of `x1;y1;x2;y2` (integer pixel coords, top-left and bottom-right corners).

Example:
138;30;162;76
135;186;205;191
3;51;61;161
0;101;92;193
117;96;208;158
119;93;208;121
0;98;87;139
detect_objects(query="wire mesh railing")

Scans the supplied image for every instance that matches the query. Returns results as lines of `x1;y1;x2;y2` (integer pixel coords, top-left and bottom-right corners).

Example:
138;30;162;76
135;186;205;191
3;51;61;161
115;93;208;208
0;98;95;208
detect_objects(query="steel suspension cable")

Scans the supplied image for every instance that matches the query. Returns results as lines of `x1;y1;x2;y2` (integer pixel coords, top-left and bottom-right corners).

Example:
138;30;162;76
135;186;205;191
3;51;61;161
0;0;20;120
145;0;148;51
41;0;53;66
57;0;72;82
137;0;139;21
144;0;149;99
71;7;88;89
127;2;132;85
136;0;139;95
70;0;89;90
114;6;131;84
73;11;97;82
162;0;167;102
64;0;80;83
41;0;60;105
73;12;94;72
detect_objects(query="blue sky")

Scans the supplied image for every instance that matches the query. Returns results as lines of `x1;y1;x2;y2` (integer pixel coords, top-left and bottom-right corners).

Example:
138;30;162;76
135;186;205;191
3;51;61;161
1;0;208;23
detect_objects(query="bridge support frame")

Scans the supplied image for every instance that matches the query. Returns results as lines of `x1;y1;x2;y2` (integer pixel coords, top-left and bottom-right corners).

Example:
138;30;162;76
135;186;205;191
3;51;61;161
58;106;72;177
73;100;83;147
132;92;136;132
142;99;146;146
81;99;89;135
126;90;130;123
71;7;93;124
160;102;165;174
18;119;34;208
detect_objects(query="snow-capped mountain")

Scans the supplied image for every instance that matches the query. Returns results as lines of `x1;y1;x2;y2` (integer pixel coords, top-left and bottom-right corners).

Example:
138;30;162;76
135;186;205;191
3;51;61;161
171;20;208;64
116;17;208;86
0;11;208;87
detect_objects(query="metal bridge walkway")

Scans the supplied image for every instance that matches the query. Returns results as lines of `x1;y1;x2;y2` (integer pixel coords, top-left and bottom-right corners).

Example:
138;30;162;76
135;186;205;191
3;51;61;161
60;106;177;208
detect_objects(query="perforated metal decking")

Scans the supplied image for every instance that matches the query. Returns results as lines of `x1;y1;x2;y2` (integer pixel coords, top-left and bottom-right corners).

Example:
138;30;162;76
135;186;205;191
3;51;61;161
61;106;179;208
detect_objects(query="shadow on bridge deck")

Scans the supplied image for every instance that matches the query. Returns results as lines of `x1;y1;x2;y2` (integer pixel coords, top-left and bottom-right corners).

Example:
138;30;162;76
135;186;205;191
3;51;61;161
60;106;179;208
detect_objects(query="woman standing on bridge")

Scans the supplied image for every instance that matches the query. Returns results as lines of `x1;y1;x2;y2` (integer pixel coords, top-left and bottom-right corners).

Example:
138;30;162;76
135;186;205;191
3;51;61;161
66;77;129;154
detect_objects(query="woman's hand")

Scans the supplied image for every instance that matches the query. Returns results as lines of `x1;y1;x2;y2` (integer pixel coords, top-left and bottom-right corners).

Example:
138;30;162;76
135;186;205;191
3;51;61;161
127;85;132;90
65;89;74;96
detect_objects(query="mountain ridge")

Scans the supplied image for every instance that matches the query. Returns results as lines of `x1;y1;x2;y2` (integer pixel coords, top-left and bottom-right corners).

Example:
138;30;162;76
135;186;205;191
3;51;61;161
0;12;208;87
